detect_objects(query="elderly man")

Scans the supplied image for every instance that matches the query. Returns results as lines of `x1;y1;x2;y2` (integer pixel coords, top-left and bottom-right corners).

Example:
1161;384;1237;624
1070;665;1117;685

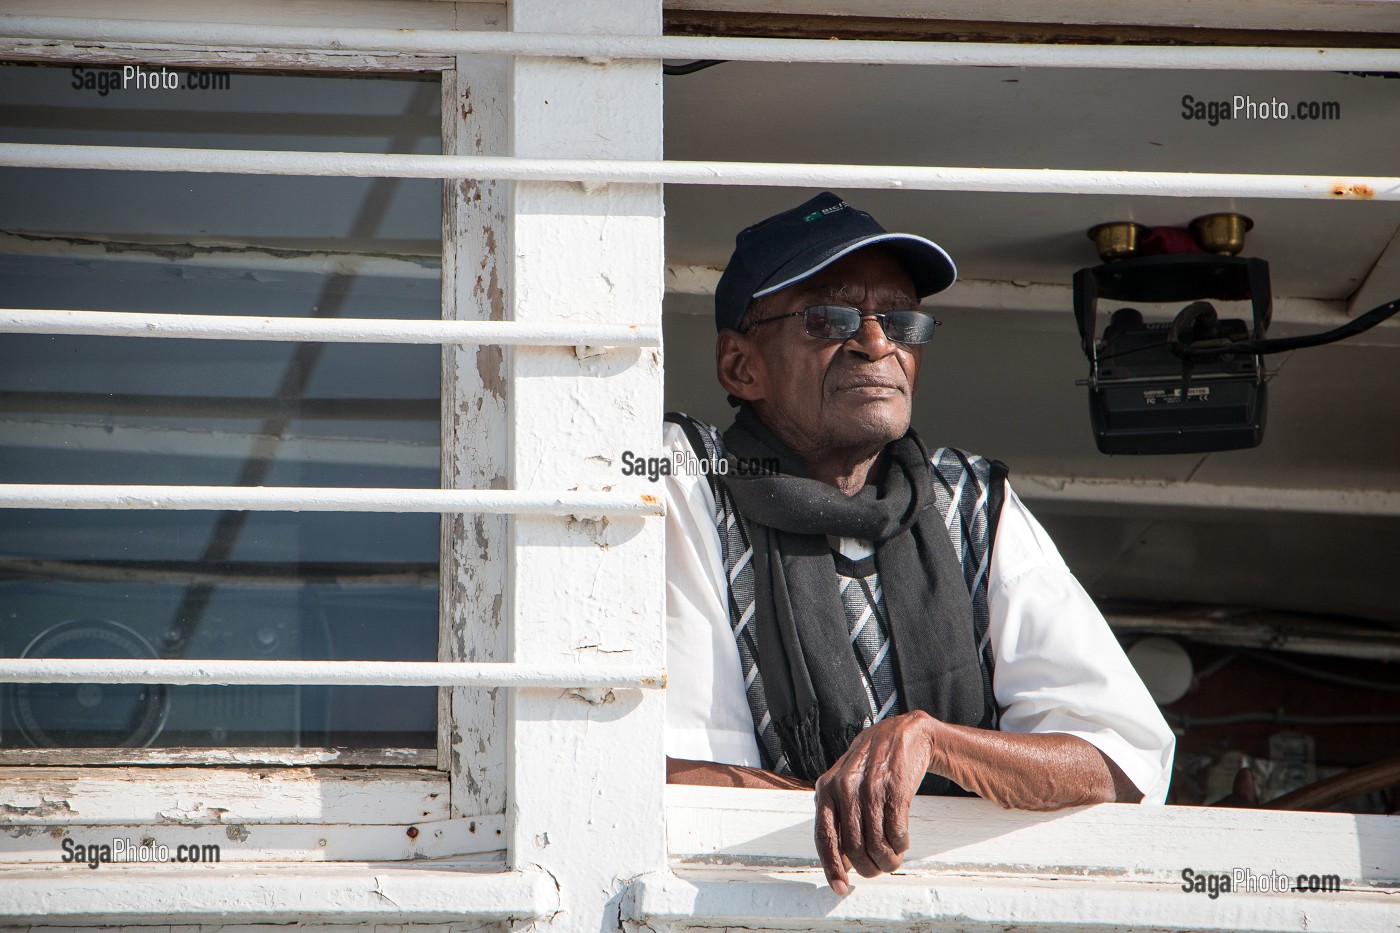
662;192;1174;895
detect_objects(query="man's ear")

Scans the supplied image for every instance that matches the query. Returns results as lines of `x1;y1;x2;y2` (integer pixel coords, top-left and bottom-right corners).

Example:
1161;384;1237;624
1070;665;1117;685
716;329;765;403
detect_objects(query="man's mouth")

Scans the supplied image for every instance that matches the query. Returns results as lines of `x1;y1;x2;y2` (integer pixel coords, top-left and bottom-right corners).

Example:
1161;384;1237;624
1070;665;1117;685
834;376;904;395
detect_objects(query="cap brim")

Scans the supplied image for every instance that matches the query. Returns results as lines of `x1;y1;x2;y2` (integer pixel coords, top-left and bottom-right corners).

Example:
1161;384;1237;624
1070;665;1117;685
752;233;957;301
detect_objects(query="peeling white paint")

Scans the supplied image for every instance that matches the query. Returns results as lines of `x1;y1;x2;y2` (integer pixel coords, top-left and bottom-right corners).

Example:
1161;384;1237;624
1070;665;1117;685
0;767;449;826
649;786;1400;931
439;32;512;826
0;747;434;768
5;141;1398;201
0;658;666;688
0;859;553;924
0;484;664;514
634;866;1400;933
505;3;667;931
5;14;1400;71
0;308;658;345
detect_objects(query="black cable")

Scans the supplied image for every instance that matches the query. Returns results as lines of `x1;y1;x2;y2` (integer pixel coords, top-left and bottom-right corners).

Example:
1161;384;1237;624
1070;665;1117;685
1170;296;1400;359
1236;647;1400;693
663;59;727;76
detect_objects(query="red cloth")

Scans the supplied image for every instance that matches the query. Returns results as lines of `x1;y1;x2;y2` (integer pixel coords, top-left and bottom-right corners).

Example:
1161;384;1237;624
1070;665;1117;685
1137;226;1205;256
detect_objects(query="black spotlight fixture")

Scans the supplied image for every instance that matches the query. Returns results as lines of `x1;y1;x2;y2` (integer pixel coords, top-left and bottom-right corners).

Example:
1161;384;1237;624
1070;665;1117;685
1074;228;1271;455
1075;215;1400;456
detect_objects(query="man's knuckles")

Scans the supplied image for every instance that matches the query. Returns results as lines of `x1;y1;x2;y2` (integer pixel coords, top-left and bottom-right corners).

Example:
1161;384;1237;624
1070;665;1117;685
837;769;866;798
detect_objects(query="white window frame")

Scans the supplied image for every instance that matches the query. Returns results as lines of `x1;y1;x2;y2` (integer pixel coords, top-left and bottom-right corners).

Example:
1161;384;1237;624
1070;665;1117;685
0;0;668;898
0;4;1397;931
0;13;493;865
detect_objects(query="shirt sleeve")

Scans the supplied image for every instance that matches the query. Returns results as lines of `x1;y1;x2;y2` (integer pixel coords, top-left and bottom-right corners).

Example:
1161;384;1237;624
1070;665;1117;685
987;482;1177;805
662;420;764;767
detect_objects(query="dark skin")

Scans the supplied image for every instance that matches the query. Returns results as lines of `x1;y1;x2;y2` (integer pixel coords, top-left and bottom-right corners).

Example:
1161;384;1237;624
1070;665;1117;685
667;245;1141;895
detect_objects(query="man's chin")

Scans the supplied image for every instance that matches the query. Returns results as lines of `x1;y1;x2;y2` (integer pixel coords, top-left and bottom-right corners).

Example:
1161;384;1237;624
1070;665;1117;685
826;397;912;448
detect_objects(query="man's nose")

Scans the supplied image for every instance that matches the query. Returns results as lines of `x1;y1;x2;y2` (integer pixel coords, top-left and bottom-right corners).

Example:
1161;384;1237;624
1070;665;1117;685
844;314;898;360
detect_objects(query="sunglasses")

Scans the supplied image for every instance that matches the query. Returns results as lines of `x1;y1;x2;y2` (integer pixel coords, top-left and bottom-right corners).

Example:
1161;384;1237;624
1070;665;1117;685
741;305;941;345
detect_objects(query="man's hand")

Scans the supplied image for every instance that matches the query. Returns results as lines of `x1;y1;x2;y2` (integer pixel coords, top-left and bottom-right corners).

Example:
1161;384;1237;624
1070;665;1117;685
813;711;1142;895
813;711;936;895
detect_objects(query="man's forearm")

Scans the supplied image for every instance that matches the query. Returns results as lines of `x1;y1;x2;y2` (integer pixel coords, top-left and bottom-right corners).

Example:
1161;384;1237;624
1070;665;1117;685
922;714;1142;809
664;725;1140;807
666;756;815;791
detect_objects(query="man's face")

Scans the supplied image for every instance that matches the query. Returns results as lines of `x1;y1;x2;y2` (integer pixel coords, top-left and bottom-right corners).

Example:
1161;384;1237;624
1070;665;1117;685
719;245;923;456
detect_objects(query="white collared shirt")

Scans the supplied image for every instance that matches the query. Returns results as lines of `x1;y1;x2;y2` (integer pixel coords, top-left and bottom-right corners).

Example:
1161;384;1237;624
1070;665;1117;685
662;420;1176;804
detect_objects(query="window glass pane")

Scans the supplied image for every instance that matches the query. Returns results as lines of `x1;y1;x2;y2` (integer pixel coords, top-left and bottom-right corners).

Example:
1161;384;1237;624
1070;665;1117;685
0;64;441;751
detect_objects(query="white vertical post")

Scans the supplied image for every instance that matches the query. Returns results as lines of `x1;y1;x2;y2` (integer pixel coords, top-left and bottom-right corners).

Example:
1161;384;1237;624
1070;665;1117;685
506;0;666;927
440;8;511;819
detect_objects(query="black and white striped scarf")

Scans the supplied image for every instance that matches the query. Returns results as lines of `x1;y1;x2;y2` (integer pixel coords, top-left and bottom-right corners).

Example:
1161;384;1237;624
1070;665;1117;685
668;410;1006;794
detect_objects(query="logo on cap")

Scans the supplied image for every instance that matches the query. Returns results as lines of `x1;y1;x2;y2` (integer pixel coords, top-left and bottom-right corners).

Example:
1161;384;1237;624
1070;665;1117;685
802;201;848;222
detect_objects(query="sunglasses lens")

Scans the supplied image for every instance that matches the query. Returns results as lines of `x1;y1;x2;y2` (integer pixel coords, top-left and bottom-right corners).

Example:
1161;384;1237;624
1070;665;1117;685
799;307;939;343
884;311;939;344
803;306;862;339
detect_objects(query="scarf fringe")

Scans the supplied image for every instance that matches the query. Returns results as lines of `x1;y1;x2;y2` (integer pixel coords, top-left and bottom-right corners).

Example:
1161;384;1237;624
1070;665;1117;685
774;707;827;782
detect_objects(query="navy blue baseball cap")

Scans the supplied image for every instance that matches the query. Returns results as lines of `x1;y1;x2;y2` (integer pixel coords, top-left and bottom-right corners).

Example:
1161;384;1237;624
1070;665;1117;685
714;192;957;332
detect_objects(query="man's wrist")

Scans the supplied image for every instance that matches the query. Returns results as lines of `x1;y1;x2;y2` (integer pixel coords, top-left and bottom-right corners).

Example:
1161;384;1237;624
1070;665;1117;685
905;709;946;776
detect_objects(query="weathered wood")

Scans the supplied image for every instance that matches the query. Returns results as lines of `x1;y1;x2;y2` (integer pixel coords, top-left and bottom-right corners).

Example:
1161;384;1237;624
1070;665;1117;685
635;865;1400;933
665;784;1400;886
505;2;667;929
0;768;449;826
438;15;511;821
0;814;504;862
0;42;450;73
663;9;1400;47
0;0;479;74
2;0;467;30
662;2;1400;41
0;857;551;926
0;748;434;768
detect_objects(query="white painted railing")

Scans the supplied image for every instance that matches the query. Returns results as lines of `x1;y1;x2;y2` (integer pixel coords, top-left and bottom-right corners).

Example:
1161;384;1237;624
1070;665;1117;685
0;309;658;345
4;15;1399;71
0;71;667;709
0;485;662;513
2;143;1395;200
0;862;557;926
652;785;1400;933
0;659;664;688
